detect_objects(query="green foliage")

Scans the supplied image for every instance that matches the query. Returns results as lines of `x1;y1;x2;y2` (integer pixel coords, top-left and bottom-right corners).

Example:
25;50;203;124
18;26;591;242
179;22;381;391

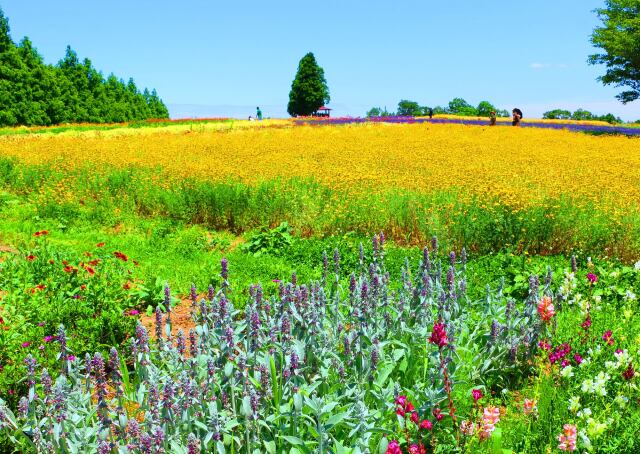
366;106;394;117
448;98;478;116
543;109;573;120
477;101;496;117
589;0;640;103
0;238;143;405
241;222;293;256
571;108;594;121
287;52;330;117
397;99;422;116
0;8;168;126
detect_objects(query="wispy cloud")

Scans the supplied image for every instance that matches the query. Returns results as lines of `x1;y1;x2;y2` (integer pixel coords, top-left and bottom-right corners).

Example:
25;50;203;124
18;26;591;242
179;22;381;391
530;63;551;69
530;63;569;70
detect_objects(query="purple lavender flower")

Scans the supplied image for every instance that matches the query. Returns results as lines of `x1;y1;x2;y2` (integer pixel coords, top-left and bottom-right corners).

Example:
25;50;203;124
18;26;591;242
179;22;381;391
449;251;456;266
208;284;215;301
190;283;197;307
189;329;198;357
333;248;340;275
220;257;229;281
155;306;163;347
176;330;186;357
371;345;379;372
126;418;141;442
431;236;438;254
250;390;260;418
108;347;123;398
280;314;291;340
41;368;52;398
57;325;68;371
97;441;112;454
18;397;28;418
447;266;455;292
256;283;263;311
24;355;37;388
224;326;234;349
219;295;228;321
188;433;201;454
91;353;110;428
140;433;153;454
290;351;300;374
162;382;175;420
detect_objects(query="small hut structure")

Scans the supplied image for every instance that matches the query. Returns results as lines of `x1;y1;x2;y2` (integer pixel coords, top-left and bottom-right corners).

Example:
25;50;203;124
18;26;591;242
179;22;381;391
314;106;332;117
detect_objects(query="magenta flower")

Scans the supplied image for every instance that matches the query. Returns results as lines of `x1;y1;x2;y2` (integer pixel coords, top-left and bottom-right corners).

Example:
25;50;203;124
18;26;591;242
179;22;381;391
43;336;54;343
127;309;140;316
586;273;598;283
574;354;583;365
428;322;448;348
385;440;402;454
67;355;76;361
21;342;31;348
472;388;483;402
602;330;614;345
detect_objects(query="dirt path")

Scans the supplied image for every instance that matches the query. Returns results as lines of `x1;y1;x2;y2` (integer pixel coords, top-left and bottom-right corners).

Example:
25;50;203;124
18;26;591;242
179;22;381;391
139;298;197;339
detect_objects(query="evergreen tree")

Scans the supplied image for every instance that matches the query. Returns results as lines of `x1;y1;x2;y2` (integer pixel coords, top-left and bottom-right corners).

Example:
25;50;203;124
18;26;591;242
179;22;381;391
0;8;170;126
287;52;329;117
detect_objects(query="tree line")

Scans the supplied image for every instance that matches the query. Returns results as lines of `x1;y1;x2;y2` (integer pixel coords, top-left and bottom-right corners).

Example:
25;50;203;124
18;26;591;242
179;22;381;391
367;98;510;118
542;108;622;124
0;8;169;127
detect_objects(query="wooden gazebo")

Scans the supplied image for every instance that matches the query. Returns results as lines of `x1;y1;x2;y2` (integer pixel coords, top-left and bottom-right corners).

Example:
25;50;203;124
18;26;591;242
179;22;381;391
314;106;332;117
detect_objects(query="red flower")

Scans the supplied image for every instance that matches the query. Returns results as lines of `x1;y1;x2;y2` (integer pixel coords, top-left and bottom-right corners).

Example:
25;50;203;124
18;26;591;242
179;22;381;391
537;296;556;323
581;316;592;330
396;407;405;417
405;401;415;412
428;322;448;348
26;255;36;261
420;419;433;430
0;316;4;324
33;230;49;237
623;363;635;381
96;242;105;247
123;282;132;290
410;411;420;424
80;284;86;290
62;260;69;265
472;388;483;402
85;266;95;276
113;251;128;261
88;259;101;266
385;440;402;454
63;266;74;273
48;259;55;265
602;330;614;345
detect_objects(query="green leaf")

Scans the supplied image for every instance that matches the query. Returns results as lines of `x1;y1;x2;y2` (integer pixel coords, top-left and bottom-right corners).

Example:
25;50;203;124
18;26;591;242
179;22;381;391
263;440;276;454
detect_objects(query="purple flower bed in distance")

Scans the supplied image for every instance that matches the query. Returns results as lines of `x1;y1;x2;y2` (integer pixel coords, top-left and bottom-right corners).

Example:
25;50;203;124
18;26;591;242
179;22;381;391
294;116;640;136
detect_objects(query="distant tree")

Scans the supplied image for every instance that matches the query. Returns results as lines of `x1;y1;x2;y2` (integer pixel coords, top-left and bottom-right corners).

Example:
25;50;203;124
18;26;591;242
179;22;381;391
0;8;168;126
595;113;623;124
589;0;640;103
287;52;329;117
366;106;393;117
396;99;421;116
496;109;510;117
432;106;448;115
542;109;572;120
571;109;594;121
476;100;496;117
448;98;478;116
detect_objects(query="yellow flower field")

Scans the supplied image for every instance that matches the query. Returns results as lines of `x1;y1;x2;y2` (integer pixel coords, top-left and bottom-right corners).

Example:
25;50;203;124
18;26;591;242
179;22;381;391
0;121;638;212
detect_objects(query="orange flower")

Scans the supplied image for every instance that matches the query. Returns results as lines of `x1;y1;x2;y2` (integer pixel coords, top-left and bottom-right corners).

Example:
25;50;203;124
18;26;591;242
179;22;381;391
113;251;128;262
85;266;95;276
537;296;556;323
63;266;74;273
33;230;49;237
96;242;105;248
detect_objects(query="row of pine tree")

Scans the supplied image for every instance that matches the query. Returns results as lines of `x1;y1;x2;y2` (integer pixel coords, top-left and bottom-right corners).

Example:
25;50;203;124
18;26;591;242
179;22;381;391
0;8;169;127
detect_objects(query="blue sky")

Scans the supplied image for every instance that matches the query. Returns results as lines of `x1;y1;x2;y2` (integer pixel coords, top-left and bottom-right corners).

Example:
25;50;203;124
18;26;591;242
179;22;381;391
3;1;640;120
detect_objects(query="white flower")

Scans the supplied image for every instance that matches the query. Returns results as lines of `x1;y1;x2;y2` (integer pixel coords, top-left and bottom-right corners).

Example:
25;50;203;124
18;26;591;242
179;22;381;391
624;290;636;301
634;260;640;271
614;394;628;409
593;372;610;396
586;418;607;437
568;396;581;413
577;407;593;419
605;360;619;371
579;429;592;451
581;379;594;393
561;365;574;378
610;270;619;278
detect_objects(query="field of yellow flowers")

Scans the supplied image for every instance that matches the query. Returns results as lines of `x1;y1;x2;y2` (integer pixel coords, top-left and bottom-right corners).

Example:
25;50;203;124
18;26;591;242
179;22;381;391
0;120;639;256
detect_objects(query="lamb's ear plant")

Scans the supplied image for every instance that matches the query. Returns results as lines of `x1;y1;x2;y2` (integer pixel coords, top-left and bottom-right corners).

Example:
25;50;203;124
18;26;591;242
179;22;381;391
1;238;637;453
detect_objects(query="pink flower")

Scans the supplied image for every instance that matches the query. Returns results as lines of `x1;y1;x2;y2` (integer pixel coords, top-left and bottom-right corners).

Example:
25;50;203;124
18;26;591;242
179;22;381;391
395;395;407;407
558;424;577;451
408;444;420;454
523;398;537;415
622;363;635;380
38;322;45;327
127;309;140;316
574;354;583;365
581;316;591;330
43;336;54;343
67;355;76;361
537;296;556;323
385;440;402;454
410;412;420;424
602;330;614;345
419;419;433;430
586;273;598;284
21;342;31;348
428;322;448;348
460;420;476;436
538;340;551;351
472;388;483;402
479;406;500;440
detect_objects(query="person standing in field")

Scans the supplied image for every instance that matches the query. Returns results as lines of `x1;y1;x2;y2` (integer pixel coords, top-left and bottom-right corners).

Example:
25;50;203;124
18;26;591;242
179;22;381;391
512;108;522;126
256;107;263;120
489;110;497;126
428;107;433;119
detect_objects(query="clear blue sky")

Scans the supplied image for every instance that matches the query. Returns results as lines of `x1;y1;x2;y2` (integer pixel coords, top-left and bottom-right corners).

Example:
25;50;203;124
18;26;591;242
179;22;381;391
3;0;640;120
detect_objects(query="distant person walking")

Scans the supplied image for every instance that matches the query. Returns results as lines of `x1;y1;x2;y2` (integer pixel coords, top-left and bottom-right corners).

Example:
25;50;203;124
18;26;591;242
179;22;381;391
256;107;263;121
489;110;497;126
512;108;523;126
428;108;433;119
